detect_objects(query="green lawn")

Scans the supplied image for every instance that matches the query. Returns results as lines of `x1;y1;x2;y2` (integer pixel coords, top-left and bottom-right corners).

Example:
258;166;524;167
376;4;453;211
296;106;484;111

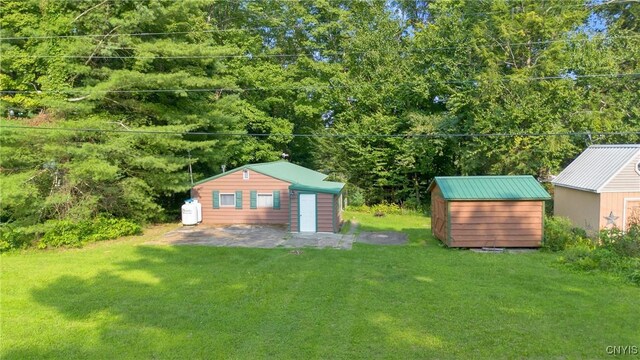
2;212;639;359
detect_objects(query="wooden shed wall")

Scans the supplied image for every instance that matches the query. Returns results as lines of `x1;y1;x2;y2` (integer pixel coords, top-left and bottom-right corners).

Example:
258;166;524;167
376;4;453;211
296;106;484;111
289;191;340;232
333;193;343;232
290;192;299;232
430;185;448;243
553;186;601;234
599;192;640;231
448;201;544;247
317;193;334;232
191;170;290;225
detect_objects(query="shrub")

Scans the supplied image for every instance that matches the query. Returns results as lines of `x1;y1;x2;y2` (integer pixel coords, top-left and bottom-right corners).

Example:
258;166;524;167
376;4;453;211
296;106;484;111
589;248;622;271
347;187;365;207
628;269;640;286
543;216;590;252
39;217;141;249
599;225;640;258
0;224;40;252
558;224;640;286
560;244;592;264
370;203;402;216
39;220;89;248
85;217;142;242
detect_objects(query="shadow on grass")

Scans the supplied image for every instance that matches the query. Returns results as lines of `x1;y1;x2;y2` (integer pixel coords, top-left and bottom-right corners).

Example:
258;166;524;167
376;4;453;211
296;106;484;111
7;239;640;359
357;224;440;247
14;245;451;358
342;211;439;247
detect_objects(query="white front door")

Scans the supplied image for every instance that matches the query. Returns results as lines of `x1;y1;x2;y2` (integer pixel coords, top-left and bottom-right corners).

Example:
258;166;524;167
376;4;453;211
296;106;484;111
299;194;316;232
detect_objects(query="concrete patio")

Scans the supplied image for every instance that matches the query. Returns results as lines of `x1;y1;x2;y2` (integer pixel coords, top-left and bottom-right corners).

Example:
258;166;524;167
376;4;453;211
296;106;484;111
147;224;355;250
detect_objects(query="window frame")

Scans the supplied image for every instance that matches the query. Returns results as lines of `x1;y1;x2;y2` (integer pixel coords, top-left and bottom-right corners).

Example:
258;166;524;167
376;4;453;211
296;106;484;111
636;162;640;176
243;169;250;180
219;193;236;207
256;193;274;208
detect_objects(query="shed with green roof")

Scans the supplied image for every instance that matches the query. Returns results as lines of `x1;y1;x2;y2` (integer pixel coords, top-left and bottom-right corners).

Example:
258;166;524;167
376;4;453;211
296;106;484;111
191;161;345;232
427;176;550;248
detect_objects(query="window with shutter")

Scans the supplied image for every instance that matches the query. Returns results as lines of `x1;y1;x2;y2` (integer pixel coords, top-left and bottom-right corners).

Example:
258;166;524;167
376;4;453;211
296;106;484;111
273;190;281;209
235;191;243;209
213;191;220;208
250;191;257;209
219;193;235;207
257;193;273;208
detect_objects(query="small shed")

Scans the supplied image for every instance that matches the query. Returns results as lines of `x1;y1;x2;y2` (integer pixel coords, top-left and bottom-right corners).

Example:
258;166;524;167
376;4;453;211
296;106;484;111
552;144;640;234
428;176;551;248
191;161;345;233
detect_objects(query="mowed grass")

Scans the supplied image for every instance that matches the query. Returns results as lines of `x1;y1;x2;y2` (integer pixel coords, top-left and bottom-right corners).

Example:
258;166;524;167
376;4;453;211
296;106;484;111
2;213;640;359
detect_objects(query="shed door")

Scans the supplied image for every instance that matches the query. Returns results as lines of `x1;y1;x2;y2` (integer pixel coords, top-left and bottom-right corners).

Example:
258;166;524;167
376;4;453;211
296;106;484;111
625;199;640;231
299;194;317;232
433;197;446;239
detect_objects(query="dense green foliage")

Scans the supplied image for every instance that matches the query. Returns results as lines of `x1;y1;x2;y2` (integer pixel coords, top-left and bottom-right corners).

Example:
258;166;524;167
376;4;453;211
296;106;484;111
544;216;640;286
1;1;639;238
542;216;589;252
39;217;142;249
0;216;141;251
2;217;640;358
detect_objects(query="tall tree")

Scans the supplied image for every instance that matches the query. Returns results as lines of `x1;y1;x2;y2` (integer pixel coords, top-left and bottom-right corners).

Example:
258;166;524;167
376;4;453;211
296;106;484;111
0;0;292;229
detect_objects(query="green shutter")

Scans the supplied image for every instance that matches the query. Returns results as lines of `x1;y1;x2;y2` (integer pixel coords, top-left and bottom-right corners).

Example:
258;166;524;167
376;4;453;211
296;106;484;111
250;190;257;209
273;190;280;210
213;191;219;209
235;191;243;209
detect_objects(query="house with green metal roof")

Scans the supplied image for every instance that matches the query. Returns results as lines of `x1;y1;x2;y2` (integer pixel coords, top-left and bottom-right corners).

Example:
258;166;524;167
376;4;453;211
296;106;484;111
427;176;550;248
191;161;345;232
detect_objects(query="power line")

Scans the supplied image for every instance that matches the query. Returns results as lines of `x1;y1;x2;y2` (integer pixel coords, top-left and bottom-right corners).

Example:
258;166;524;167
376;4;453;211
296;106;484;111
1;72;638;95
1;125;638;139
0;27;267;41
4;34;639;60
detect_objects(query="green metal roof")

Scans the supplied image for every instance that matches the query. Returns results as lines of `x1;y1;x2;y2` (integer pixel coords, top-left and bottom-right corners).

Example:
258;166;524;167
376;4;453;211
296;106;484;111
289;180;345;194
194;161;345;194
249;161;328;184
429;176;551;200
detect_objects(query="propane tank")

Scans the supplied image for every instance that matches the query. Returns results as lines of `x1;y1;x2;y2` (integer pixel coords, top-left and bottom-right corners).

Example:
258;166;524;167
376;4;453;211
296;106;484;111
181;200;198;226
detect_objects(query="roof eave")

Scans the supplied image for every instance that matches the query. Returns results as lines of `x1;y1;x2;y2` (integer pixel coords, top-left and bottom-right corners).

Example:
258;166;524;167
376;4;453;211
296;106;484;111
289;183;344;195
192;165;249;186
426;179;437;193
443;197;551;201
193;162;296;187
552;183;599;193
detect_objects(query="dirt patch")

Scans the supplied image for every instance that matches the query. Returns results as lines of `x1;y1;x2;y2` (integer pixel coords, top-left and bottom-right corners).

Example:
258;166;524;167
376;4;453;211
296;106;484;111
356;231;408;245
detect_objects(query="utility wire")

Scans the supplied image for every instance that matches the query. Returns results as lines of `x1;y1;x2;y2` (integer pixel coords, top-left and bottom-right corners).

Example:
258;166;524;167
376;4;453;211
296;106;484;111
0;28;263;41
4;34;639;60
1;125;638;139
1;72;638;95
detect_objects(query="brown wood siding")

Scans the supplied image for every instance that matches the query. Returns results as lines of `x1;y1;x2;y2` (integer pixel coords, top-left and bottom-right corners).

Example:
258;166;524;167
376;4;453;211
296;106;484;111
333;193;343;232
430;184;447;242
601;153;640;192
599;192;640;230
191;169;290;225
448;201;544;247
553;186;601;235
288;191;338;233
290;192;299;232
317;193;334;232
